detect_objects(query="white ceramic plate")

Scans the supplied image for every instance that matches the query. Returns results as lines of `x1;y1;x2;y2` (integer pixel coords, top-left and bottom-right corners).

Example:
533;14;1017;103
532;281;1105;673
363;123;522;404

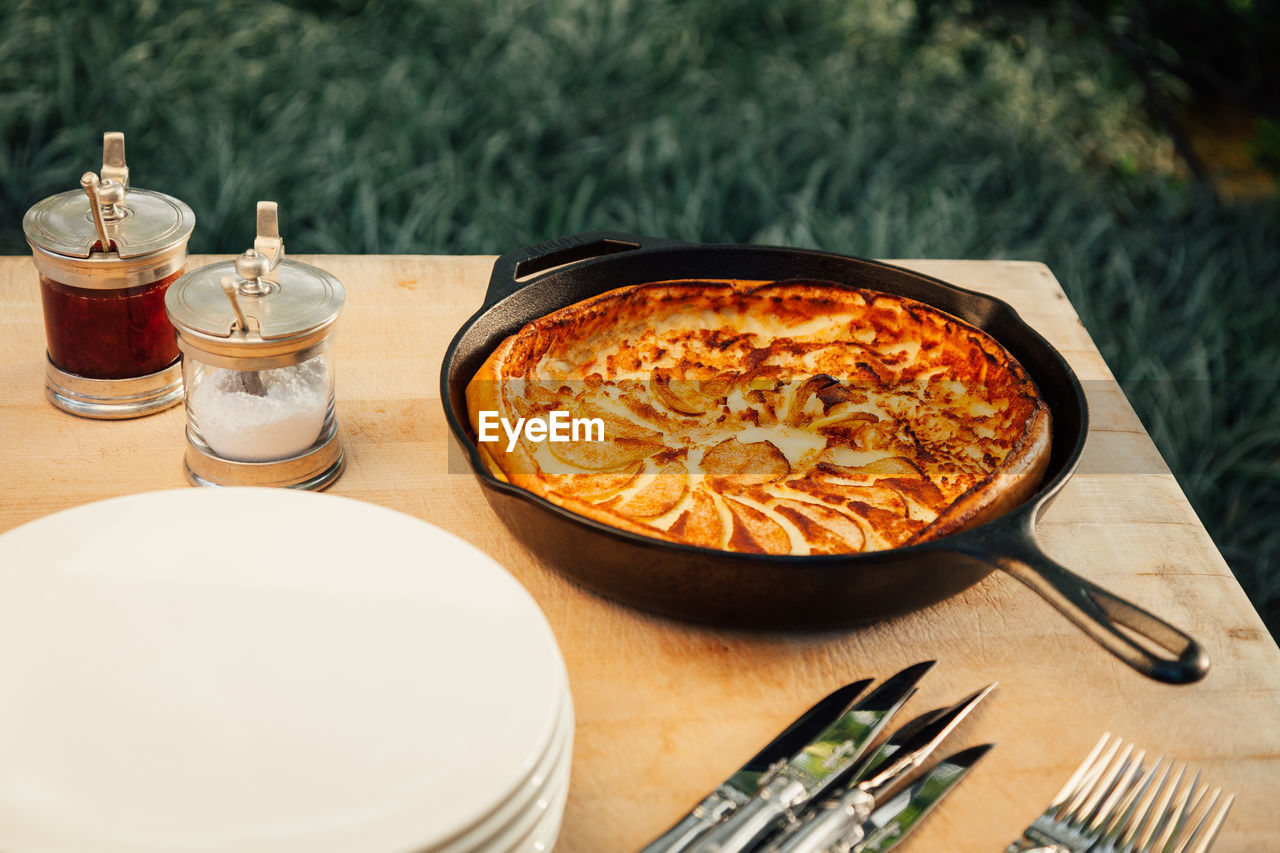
434;676;572;852
434;679;573;852
524;771;569;853
0;489;571;853
490;738;572;853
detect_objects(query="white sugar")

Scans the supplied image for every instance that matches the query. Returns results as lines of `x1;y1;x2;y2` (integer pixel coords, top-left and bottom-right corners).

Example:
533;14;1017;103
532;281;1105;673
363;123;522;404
190;358;330;462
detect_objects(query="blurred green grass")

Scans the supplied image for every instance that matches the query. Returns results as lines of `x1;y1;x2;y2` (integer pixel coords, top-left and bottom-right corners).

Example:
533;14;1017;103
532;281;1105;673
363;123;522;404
3;0;1277;632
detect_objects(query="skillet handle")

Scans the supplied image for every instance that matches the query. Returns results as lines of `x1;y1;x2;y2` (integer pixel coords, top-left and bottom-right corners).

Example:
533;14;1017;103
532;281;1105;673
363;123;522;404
483;231;684;305
977;523;1210;684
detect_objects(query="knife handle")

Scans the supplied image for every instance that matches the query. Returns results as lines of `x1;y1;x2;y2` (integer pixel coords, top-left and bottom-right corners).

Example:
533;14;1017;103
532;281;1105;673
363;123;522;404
767;789;874;853
639;792;736;853
688;778;807;852
763;800;847;853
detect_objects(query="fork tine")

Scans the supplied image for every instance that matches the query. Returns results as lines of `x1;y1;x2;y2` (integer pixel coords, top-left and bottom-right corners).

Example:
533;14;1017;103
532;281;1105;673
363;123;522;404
1132;762;1186;853
1050;732;1114;810
1061;734;1124;818
1166;786;1217;853
1083;749;1145;834
1076;743;1138;828
1098;755;1164;843
1009;736;1233;853
1147;768;1200;852
1169;788;1235;853
1181;782;1211;824
1115;759;1174;851
1189;792;1234;853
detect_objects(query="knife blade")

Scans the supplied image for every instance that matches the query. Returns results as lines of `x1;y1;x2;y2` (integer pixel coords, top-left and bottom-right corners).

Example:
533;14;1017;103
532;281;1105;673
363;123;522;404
686;660;936;853
639;678;873;853
762;683;995;853
753;711;940;853
849;682;994;793
846;743;994;853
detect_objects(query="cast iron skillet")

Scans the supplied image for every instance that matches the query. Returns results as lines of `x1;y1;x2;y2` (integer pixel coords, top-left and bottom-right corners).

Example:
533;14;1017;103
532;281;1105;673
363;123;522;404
440;231;1209;684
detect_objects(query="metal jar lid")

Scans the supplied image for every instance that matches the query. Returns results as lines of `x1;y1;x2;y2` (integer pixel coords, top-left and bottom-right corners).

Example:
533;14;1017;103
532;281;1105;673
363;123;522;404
165;202;346;367
23;132;196;289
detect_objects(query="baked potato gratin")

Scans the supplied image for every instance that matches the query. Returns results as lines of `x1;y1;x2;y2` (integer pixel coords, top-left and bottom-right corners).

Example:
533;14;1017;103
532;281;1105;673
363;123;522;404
466;279;1050;556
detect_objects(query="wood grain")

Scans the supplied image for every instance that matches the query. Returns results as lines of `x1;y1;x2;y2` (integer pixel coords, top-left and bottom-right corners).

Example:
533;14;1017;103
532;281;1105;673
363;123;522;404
1;254;1277;851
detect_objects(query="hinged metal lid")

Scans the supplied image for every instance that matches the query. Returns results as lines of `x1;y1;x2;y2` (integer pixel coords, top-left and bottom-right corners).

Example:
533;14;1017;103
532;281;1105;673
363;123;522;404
22;132;195;260
165;202;345;352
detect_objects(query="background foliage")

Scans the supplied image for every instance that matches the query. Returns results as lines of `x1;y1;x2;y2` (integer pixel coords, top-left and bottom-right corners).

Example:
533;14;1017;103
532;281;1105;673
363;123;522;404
3;0;1277;631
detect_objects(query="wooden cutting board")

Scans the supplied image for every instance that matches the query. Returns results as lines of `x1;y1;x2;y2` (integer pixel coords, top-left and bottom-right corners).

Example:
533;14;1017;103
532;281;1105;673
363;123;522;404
1;254;1277;851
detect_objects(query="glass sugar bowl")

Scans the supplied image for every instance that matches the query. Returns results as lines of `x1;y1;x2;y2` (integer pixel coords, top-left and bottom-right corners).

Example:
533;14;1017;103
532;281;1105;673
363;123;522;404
164;202;346;490
22;131;195;418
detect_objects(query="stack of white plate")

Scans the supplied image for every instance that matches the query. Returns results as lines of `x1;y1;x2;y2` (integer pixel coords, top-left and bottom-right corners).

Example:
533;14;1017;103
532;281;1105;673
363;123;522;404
0;489;572;853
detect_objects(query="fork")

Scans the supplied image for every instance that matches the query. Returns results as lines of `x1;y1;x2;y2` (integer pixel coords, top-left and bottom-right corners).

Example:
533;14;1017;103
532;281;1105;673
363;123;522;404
1006;734;1149;852
1089;754;1235;853
1006;733;1234;853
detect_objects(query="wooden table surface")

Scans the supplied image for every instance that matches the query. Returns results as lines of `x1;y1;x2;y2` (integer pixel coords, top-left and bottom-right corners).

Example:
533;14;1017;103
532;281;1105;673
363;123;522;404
2;254;1278;851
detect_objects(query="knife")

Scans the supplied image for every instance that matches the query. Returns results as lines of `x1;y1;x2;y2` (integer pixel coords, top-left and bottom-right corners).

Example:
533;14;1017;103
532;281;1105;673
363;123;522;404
751;710;946;853
639;677;874;853
762;683;995;853
845;744;994;853
686;660;936;853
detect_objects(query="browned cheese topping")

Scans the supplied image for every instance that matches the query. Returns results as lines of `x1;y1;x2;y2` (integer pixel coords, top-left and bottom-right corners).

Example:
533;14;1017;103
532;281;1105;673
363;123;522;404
466;279;1051;555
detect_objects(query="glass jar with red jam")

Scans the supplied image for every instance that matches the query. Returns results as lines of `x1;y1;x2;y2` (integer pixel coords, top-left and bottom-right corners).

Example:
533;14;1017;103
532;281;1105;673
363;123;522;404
23;132;195;418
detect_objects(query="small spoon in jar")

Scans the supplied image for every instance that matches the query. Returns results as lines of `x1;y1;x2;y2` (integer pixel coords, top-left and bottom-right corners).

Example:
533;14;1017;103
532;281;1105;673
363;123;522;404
219;276;267;396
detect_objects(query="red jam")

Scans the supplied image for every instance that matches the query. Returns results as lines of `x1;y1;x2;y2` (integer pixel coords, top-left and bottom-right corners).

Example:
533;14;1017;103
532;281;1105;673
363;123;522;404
39;269;182;379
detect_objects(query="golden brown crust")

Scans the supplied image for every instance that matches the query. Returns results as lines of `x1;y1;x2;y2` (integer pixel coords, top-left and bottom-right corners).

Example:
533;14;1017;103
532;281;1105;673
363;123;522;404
465;279;1051;555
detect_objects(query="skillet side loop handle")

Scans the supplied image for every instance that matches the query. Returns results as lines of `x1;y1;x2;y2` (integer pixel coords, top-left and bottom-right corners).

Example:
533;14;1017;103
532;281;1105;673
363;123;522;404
986;525;1210;684
482;230;684;306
